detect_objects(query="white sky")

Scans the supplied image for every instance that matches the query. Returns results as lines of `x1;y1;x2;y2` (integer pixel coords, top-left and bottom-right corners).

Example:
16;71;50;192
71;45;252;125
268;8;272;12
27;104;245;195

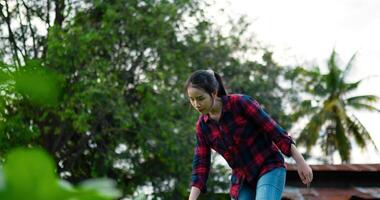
208;0;380;163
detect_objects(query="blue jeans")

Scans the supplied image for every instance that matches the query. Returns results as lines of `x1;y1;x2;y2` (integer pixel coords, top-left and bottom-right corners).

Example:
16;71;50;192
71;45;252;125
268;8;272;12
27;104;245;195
232;167;286;200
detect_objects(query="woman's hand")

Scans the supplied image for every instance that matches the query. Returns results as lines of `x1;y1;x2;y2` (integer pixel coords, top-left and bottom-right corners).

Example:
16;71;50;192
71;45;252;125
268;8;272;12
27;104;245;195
297;162;313;185
290;144;313;185
188;186;201;200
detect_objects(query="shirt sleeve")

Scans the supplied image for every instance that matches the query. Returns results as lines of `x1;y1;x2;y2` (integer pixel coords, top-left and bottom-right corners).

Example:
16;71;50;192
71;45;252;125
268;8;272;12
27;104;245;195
238;95;295;157
190;119;211;193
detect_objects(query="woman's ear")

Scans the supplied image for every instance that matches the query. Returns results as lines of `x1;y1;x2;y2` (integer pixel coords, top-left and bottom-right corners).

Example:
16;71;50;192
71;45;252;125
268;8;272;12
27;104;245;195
211;91;217;98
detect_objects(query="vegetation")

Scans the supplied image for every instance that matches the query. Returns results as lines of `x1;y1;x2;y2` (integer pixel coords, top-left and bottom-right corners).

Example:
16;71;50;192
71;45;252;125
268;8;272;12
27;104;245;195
289;50;379;163
0;148;121;200
0;0;378;199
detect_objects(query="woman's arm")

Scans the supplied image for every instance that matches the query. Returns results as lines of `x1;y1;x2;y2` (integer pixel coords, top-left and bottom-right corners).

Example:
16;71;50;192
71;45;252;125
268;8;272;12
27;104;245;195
188;120;211;200
291;144;313;185
188;187;201;200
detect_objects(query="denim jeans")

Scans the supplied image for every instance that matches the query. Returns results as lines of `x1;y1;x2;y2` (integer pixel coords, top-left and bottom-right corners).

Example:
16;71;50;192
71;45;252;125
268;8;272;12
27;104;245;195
232;167;286;200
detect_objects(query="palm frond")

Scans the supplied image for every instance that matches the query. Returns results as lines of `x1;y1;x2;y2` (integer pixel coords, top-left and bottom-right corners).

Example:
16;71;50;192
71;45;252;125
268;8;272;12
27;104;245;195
345;115;366;148
341;52;357;82
348;102;380;113
336;101;377;152
346;95;380;104
325;50;342;94
327;49;337;70
340;80;361;94
335;116;351;162
350;115;379;152
297;110;328;152
328;101;351;162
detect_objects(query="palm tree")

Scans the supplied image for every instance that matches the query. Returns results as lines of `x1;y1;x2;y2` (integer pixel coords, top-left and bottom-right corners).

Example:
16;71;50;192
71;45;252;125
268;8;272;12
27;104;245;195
291;50;380;163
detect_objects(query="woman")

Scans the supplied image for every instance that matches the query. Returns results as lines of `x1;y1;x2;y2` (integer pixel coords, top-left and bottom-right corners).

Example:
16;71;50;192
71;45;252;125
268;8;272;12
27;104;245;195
186;70;313;200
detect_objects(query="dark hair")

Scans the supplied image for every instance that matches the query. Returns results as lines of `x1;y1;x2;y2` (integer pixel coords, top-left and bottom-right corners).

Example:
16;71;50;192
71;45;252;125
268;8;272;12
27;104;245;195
185;70;227;97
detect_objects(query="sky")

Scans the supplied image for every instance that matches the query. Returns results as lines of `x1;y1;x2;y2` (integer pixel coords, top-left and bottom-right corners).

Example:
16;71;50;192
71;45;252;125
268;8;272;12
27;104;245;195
207;0;380;164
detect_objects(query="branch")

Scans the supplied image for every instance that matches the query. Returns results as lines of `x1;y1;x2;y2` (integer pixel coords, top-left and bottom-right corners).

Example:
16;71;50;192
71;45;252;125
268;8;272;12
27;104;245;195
1;1;22;67
54;0;65;27
41;0;51;60
47;0;51;27
16;0;28;59
21;0;38;58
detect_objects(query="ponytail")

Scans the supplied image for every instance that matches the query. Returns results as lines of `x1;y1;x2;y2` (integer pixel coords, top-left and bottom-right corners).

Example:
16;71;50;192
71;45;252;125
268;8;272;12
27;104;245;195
213;72;227;97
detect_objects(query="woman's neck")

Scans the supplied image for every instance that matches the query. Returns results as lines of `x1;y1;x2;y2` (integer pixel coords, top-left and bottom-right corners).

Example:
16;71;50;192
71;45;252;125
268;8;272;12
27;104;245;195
209;97;222;117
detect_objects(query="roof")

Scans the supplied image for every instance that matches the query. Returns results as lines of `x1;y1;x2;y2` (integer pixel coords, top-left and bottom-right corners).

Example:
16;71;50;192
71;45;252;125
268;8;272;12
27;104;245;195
284;163;380;199
286;163;380;172
283;187;380;200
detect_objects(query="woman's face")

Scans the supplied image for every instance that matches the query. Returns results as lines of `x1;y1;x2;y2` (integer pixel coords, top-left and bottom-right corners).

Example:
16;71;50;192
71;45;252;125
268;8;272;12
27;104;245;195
187;87;215;114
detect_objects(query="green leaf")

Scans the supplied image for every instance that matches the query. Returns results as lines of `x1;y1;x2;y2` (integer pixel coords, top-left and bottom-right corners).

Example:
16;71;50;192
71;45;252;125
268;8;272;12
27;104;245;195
0;148;66;200
14;67;62;106
0;148;121;200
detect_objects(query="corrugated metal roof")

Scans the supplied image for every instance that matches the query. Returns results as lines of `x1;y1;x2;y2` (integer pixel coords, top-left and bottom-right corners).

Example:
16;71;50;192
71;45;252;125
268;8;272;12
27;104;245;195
283;187;380;200
286;163;380;172
284;164;380;199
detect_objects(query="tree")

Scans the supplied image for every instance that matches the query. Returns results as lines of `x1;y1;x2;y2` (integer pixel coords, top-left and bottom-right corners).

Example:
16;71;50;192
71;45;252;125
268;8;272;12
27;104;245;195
1;0;299;199
289;50;380;163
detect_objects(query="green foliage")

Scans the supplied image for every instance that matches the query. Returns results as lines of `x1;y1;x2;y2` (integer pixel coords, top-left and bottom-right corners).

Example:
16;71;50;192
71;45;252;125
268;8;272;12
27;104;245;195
0;148;121;200
0;0;301;199
0;60;62;155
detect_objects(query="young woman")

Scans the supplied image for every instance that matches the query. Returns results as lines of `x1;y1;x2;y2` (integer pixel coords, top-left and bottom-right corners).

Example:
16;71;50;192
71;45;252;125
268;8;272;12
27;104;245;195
186;70;313;200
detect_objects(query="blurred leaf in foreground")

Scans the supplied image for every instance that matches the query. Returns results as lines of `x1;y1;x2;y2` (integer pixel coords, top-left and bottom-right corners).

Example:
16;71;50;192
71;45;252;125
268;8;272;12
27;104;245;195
0;148;121;200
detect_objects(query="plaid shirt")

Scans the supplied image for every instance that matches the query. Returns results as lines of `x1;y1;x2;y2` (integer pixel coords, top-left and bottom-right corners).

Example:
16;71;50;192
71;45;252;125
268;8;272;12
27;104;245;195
191;94;294;199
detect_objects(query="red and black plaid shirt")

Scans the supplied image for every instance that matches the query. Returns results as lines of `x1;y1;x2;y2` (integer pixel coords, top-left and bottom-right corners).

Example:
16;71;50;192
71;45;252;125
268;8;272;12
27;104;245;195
190;94;294;199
